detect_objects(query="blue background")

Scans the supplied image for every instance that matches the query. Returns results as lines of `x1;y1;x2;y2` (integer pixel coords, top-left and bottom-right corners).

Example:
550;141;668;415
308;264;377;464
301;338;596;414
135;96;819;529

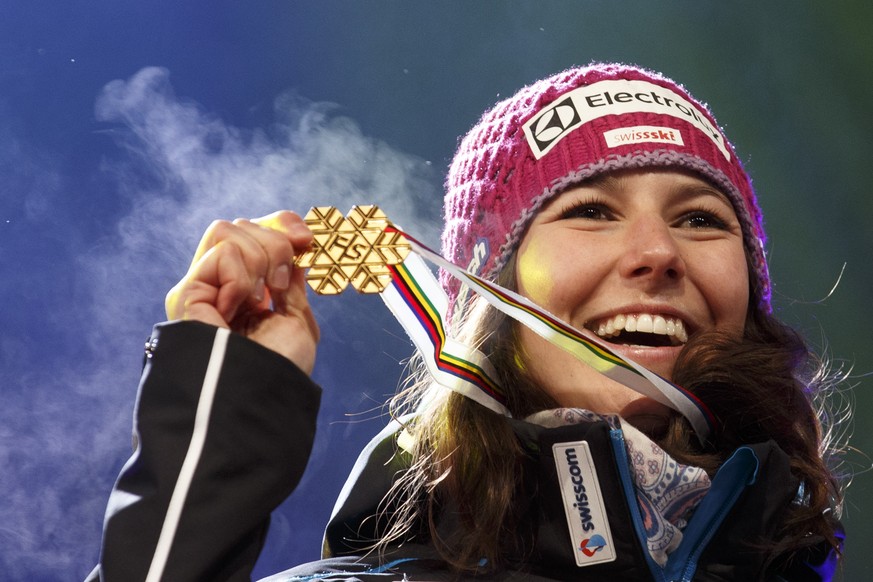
1;2;870;580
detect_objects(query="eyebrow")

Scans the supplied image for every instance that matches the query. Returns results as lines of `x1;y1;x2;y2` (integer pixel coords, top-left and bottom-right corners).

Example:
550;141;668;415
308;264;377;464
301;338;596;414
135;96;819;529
589;172;731;204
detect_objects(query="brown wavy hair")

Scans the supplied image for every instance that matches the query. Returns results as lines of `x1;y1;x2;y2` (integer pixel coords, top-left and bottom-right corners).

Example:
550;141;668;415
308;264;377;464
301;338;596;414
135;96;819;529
376;252;846;575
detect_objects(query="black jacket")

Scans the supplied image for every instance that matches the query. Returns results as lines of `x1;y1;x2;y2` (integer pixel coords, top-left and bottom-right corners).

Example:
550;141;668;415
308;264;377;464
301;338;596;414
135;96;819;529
88;321;840;581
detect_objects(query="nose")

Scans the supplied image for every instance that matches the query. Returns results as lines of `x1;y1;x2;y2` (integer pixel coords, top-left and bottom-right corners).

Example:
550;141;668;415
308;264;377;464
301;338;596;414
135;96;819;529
619;218;686;285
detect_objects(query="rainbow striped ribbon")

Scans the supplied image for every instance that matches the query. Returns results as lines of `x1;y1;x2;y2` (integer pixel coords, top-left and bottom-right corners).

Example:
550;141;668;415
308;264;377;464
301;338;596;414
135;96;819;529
382;251;509;416
381;227;715;442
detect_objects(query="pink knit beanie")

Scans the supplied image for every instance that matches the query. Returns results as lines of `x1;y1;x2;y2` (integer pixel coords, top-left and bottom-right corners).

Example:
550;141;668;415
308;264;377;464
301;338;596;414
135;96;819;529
441;63;768;318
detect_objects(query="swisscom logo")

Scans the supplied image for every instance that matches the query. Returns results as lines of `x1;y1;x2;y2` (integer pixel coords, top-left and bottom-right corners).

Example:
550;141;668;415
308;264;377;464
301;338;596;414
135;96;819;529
553;441;616;567
579;534;608;557
522;79;729;161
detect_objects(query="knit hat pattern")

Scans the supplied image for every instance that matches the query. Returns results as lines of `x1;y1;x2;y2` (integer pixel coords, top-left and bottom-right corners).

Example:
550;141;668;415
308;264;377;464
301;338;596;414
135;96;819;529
441;63;769;318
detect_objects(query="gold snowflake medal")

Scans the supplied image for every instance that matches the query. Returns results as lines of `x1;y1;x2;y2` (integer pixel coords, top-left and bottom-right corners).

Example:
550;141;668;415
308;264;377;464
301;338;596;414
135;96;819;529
294;205;411;294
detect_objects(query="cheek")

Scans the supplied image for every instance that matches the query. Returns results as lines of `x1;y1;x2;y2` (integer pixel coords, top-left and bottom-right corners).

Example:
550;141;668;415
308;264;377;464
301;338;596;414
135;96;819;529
724;273;750;331
516;235;555;307
698;246;750;331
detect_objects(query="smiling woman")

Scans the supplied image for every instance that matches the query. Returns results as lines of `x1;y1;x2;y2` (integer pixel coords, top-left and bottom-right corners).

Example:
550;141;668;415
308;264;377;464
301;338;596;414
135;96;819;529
89;64;846;581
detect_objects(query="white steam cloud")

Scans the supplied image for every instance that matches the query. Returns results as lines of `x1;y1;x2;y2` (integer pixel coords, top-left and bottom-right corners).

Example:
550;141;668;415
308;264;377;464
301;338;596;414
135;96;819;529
88;66;441;341
1;66;442;579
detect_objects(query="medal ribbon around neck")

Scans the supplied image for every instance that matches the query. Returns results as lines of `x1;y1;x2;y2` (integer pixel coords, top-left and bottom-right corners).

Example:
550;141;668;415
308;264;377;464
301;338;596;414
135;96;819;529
294;206;716;441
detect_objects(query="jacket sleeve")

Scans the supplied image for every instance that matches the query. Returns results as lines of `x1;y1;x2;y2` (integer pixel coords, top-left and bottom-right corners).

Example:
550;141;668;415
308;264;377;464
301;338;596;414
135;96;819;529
88;320;322;582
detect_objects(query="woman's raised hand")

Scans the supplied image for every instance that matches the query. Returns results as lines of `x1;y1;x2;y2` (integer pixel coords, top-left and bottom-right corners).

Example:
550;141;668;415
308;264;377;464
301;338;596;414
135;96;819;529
165;211;319;374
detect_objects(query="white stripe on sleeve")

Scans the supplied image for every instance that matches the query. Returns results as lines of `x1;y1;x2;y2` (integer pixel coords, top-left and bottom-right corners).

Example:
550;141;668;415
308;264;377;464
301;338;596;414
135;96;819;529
145;326;230;582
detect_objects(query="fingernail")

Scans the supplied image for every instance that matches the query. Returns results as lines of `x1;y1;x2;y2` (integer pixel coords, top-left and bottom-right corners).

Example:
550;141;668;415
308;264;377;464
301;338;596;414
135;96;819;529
270;264;290;290
253;277;266;302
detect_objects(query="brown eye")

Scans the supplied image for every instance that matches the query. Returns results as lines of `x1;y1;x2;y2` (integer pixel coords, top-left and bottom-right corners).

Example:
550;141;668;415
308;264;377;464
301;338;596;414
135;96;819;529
560;203;612;221
684;211;727;230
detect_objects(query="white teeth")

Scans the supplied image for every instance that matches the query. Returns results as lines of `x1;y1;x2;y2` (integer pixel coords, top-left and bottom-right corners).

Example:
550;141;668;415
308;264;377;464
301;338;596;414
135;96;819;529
614;314;626;330
591;312;689;345
636;314;654;333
